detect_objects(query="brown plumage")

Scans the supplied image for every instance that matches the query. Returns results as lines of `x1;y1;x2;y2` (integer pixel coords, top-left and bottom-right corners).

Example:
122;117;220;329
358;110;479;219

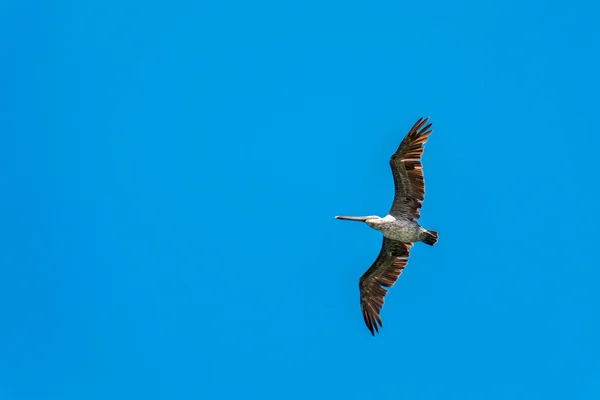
336;117;437;336
389;117;432;219
359;239;413;335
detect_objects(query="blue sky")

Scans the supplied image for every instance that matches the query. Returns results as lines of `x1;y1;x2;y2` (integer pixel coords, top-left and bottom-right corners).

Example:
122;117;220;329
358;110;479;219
1;0;600;399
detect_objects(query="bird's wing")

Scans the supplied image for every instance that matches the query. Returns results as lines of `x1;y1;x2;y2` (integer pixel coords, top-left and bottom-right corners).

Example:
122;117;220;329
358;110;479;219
388;117;433;220
359;238;413;335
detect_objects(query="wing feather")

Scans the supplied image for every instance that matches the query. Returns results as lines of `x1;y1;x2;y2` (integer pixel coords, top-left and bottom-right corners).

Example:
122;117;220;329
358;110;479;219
389;117;433;219
359;238;412;336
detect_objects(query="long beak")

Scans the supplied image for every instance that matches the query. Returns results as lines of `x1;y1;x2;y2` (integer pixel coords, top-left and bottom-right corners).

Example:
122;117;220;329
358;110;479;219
335;216;371;222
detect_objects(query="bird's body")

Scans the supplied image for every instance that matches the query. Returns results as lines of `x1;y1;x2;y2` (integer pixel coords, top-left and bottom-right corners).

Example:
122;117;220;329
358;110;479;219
336;117;438;335
366;214;427;243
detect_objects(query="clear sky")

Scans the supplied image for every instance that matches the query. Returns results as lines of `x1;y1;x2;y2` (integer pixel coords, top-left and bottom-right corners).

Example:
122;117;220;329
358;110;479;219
1;1;599;399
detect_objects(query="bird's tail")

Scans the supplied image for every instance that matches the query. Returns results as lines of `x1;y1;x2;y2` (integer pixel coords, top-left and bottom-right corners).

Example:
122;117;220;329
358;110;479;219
421;230;438;246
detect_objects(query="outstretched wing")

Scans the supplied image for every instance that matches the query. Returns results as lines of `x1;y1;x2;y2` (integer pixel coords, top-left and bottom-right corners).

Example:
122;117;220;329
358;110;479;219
359;238;413;335
389;117;433;220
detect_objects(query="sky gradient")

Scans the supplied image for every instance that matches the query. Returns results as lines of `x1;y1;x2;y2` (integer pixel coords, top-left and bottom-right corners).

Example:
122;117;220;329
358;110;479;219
1;1;600;399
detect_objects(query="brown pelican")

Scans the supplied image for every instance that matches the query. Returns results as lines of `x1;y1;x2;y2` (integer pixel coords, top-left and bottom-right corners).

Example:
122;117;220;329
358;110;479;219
336;117;438;336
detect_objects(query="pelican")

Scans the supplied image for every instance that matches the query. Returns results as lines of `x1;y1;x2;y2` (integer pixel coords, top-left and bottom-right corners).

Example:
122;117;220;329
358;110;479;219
336;117;438;336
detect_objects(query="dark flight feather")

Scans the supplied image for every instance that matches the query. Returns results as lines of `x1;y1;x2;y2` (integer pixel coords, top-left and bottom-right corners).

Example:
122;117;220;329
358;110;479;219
359;238;413;335
389;117;433;220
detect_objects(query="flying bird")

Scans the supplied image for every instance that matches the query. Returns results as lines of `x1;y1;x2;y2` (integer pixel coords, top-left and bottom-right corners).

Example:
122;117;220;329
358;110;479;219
336;117;438;336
